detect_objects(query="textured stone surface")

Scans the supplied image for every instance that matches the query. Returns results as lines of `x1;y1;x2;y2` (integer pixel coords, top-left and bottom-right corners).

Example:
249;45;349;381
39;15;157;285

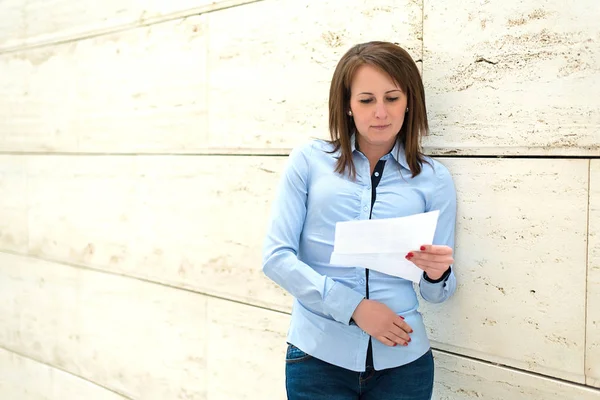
206;297;288;399
0;156;28;253
434;351;600;400
0;252;289;400
22;155;291;312
0;0;257;50
0;0;422;154
207;0;422;150
1;0;599;396
423;0;600;155
2;251;598;399
3;0;597;155
0;253;208;400
0;16;209;153
420;158;589;383
2;154;592;383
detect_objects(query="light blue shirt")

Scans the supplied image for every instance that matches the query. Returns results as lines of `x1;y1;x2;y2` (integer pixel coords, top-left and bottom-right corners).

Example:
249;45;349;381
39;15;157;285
263;137;457;372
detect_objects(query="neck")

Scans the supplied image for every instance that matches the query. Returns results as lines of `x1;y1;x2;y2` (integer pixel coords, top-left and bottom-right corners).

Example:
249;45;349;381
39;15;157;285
356;137;396;174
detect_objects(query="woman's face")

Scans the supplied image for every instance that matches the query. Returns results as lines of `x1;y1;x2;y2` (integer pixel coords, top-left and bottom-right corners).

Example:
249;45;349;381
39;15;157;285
349;65;408;152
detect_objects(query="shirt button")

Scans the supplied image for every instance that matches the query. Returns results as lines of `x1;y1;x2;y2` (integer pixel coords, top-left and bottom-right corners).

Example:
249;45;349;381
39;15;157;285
374;172;380;177
363;206;368;212
359;279;365;285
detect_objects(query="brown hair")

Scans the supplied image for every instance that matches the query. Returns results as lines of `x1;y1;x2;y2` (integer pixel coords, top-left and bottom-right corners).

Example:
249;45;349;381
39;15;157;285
328;41;429;178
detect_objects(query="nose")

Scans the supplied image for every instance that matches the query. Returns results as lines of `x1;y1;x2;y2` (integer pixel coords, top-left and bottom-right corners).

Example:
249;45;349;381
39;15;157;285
374;103;388;119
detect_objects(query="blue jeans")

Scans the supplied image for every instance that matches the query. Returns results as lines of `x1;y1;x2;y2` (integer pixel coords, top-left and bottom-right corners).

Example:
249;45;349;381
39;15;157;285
285;344;434;400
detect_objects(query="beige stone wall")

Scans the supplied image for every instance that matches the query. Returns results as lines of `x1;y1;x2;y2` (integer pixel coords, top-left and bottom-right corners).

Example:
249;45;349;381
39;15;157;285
0;1;598;399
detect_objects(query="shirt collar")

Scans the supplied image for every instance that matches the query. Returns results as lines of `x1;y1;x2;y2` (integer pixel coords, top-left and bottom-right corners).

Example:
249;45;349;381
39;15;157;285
351;133;411;171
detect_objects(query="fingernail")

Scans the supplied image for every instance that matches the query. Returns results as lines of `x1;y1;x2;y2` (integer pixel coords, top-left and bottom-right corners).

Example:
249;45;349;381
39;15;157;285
406;252;414;258
420;245;426;251
409;330;414;333
403;342;409;346
393;343;397;347
408;337;411;342
399;316;405;320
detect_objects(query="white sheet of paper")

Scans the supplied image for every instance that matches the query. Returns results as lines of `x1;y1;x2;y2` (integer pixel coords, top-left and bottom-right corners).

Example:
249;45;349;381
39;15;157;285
329;210;440;283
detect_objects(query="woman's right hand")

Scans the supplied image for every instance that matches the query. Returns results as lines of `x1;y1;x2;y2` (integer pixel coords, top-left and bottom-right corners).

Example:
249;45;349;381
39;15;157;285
351;299;413;347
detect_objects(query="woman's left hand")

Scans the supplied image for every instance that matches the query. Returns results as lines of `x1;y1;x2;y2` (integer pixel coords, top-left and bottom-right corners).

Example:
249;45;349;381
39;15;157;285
405;245;453;281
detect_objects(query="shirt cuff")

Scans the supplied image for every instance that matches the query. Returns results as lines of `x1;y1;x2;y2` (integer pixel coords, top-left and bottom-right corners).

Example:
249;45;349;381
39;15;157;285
423;267;452;284
322;281;365;325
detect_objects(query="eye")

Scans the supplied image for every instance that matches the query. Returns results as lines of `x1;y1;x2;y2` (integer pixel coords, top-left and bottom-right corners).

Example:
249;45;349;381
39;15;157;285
359;99;373;104
386;97;399;102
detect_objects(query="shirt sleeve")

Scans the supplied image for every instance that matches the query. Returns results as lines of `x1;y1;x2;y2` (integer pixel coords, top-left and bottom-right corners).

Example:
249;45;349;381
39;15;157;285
419;161;458;303
262;143;365;325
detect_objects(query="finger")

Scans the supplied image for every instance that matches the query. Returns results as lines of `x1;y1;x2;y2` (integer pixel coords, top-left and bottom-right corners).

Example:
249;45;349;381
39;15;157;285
392;317;413;333
405;252;451;268
418;245;452;255
388;326;411;343
377;335;398;347
412;253;453;265
410;259;452;272
382;334;409;347
406;250;453;264
408;252;454;265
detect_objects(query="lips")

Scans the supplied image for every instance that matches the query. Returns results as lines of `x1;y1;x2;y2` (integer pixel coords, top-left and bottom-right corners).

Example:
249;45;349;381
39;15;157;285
372;124;391;130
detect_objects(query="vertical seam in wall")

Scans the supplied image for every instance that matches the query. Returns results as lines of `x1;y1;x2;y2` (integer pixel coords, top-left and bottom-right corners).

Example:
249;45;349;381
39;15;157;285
584;159;591;379
25;156;30;253
204;296;209;396
206;14;210;145
421;0;425;78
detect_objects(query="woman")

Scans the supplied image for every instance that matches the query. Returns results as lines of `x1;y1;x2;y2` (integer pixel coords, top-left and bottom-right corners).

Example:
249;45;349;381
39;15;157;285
263;41;457;400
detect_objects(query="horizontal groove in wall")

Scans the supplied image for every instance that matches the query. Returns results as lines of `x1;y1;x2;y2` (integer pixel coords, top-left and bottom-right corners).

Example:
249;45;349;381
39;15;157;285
0;150;294;157
436;154;600;160
0;0;264;55
0;345;133;400
0;150;598;159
